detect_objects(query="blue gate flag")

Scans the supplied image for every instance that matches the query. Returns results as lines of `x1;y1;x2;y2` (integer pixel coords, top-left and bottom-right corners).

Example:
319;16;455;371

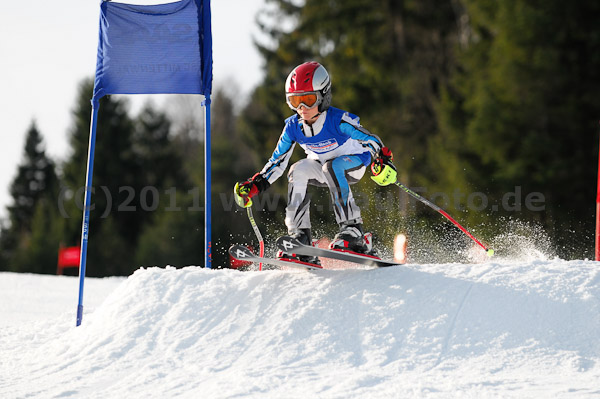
93;0;212;101
78;0;213;327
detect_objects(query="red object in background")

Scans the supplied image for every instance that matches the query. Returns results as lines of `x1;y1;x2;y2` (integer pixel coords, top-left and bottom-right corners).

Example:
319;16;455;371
229;245;254;269
57;246;81;275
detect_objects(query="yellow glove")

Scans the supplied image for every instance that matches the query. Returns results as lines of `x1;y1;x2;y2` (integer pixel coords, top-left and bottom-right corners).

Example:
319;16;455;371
370;147;397;186
234;173;270;208
234;181;256;208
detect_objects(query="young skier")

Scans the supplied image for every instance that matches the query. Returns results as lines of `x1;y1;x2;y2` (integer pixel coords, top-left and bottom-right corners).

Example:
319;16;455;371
234;61;397;265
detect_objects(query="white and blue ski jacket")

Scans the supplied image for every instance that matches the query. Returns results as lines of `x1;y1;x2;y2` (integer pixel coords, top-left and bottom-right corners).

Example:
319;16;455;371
260;107;383;184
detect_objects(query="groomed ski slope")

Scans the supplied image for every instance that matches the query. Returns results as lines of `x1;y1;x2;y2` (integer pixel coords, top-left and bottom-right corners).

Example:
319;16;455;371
2;258;600;398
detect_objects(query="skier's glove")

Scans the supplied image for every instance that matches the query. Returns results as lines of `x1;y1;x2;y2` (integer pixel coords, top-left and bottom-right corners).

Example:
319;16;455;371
234;173;270;208
370;147;397;186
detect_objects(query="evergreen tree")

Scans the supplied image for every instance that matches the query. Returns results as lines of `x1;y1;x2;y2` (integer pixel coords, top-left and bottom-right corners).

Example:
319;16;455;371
134;193;205;268
134;102;190;189
135;88;254;268
12;199;64;274
61;79;140;276
436;0;600;256
132;101;200;268
7;122;59;234
62;79;196;275
0;122;60;273
128;101;192;249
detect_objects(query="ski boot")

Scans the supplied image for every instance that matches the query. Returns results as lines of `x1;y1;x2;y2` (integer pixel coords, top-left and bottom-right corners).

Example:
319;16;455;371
330;223;376;256
277;228;322;266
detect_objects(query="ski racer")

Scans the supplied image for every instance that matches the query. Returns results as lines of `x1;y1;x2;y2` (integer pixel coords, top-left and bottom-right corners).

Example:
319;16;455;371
234;61;397;265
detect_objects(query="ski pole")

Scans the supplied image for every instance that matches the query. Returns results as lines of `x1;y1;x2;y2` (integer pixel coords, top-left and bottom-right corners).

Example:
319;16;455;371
394;181;494;257
246;206;265;270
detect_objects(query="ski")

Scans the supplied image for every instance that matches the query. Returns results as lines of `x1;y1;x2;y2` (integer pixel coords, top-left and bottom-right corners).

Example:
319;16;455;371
229;245;324;271
276;236;402;268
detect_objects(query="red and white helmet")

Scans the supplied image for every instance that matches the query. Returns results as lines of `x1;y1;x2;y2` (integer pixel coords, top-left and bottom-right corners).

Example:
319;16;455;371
285;61;332;113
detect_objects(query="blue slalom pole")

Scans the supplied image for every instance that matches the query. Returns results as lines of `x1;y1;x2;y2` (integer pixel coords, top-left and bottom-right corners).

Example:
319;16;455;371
204;95;212;268
76;99;100;326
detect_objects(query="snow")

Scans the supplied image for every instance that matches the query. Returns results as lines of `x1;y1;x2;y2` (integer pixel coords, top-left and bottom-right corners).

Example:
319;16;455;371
1;258;600;398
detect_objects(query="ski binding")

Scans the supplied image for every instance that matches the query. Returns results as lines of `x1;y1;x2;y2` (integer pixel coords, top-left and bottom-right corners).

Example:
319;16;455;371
229;245;323;270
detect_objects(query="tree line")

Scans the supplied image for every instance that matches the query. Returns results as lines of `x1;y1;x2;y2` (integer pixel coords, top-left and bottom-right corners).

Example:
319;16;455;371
0;79;254;275
241;0;600;258
2;0;600;275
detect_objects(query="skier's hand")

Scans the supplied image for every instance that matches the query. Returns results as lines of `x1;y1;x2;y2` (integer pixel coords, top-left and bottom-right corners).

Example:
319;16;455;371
234;179;258;208
370;147;397;186
234;173;270;208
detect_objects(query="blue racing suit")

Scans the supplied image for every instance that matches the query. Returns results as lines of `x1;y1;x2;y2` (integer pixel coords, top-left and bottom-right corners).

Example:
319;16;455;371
259;107;384;233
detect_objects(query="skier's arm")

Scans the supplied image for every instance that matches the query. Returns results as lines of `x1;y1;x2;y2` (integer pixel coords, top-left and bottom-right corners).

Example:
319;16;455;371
259;128;296;184
339;113;396;186
339;114;383;159
234;129;296;208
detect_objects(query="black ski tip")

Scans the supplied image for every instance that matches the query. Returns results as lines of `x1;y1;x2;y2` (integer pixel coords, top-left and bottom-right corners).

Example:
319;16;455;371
229;244;255;260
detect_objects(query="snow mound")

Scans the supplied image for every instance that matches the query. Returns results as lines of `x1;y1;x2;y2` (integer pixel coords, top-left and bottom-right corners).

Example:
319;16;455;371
3;260;600;398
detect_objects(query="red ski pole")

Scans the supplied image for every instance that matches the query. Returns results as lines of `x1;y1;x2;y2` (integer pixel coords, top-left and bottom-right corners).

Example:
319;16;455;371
394;182;494;257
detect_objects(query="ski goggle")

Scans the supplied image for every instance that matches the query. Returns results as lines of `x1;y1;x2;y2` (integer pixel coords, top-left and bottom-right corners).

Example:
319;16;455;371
286;92;322;111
